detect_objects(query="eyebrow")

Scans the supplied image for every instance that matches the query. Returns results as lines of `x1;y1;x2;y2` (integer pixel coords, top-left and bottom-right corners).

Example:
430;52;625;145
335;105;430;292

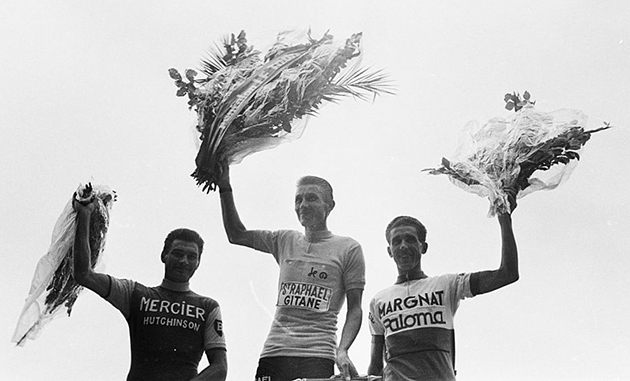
171;248;198;255
393;233;418;240
295;192;320;199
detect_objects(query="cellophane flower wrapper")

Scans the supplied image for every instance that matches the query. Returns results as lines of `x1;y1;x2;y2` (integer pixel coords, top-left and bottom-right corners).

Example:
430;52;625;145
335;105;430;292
426;102;609;217
170;29;392;192
12;183;116;346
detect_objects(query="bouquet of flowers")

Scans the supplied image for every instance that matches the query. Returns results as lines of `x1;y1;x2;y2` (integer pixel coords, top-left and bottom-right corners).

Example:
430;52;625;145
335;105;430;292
170;29;393;192
12;183;116;346
424;91;611;216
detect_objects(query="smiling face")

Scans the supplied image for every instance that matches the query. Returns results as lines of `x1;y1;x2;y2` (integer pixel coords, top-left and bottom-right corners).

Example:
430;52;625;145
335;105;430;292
387;225;427;274
162;239;201;283
294;184;333;231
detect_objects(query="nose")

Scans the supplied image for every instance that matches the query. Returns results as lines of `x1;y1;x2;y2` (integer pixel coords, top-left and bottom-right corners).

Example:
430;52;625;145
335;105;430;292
297;199;308;210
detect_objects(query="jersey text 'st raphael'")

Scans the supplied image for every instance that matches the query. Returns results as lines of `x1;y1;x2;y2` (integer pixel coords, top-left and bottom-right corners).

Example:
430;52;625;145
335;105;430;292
251;229;365;360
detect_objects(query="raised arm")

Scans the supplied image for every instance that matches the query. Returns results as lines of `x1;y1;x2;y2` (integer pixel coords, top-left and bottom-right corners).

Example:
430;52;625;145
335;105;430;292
336;288;363;380
470;190;519;295
72;198;111;297
216;166;259;248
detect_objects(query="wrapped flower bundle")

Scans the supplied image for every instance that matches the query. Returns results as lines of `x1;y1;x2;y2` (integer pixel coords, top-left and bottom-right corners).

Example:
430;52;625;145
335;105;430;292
424;92;611;216
12;183;116;346
170;29;393;192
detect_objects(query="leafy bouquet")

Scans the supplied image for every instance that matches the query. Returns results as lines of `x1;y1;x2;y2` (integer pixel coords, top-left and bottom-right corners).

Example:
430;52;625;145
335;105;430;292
12;183;116;346
424;91;611;216
170;29;393;192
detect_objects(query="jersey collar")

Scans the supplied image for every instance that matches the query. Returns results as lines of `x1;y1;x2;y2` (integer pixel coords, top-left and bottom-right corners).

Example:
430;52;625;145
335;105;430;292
396;270;428;284
160;278;191;292
305;229;333;243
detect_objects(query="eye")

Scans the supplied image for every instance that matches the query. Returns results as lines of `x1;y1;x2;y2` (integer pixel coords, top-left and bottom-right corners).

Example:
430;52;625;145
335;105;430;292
186;254;199;262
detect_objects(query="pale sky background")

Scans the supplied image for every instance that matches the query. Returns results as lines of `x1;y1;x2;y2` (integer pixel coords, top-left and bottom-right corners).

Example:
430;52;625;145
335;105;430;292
2;1;629;380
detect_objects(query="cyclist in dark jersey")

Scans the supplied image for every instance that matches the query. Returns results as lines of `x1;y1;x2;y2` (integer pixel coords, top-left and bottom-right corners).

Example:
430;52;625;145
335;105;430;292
73;198;227;381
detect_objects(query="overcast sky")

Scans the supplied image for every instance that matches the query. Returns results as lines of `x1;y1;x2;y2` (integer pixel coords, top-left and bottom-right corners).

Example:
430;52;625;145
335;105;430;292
2;1;629;380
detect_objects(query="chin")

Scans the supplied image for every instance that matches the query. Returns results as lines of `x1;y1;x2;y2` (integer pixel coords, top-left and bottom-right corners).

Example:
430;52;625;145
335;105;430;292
399;263;417;272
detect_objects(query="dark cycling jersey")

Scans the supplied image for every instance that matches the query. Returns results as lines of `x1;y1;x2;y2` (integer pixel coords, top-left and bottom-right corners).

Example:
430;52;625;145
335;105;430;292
107;277;225;381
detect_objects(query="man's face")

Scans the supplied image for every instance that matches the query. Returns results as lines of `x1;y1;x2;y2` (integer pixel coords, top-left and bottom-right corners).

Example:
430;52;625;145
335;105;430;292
294;184;331;230
162;239;201;283
387;225;426;273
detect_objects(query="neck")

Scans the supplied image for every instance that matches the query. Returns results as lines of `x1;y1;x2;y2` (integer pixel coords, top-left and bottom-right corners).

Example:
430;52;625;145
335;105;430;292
305;229;332;243
160;278;190;292
396;269;427;284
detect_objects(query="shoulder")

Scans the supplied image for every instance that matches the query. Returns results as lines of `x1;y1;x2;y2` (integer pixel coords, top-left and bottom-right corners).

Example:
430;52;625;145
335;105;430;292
329;234;363;252
429;272;466;280
278;229;301;239
433;273;474;299
267;229;303;248
108;276;137;293
430;273;470;286
331;233;360;245
371;283;398;302
258;229;301;242
189;291;221;310
330;235;365;272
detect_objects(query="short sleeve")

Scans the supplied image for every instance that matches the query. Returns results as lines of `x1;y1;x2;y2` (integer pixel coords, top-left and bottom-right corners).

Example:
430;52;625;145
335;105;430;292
454;273;473;300
368;297;384;336
204;304;227;350
250;230;295;263
343;243;366;291
249;230;280;253
105;276;134;318
449;273;474;311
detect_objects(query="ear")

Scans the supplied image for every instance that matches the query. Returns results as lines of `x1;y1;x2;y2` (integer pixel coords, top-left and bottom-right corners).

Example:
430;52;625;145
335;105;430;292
387;246;393;258
161;252;167;263
421;242;428;254
328;200;336;212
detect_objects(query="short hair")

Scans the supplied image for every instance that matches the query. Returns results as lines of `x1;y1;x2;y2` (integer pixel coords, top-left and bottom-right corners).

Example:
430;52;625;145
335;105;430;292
385;216;427;243
296;176;334;204
162;228;204;257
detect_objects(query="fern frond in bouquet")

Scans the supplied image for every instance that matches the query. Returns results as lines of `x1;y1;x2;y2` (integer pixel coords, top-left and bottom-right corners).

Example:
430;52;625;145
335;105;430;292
170;29;394;192
424;91;611;216
12;183;116;346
